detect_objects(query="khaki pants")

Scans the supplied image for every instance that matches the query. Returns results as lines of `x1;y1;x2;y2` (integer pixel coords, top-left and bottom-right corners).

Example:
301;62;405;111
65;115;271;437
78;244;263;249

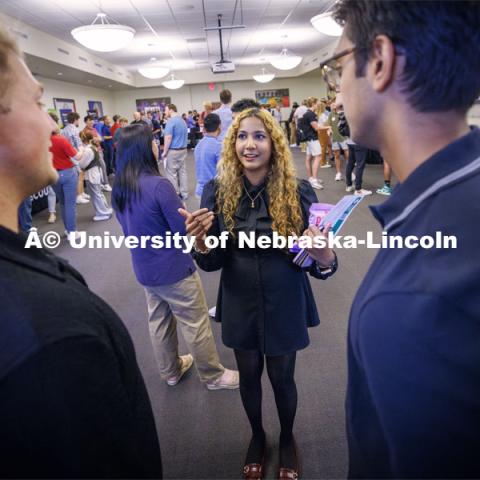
289;122;297;145
318;129;330;166
144;271;224;383
165;149;188;199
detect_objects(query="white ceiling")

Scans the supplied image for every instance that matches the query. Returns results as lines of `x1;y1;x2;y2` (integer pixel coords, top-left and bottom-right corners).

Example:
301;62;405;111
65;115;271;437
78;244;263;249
0;0;337;72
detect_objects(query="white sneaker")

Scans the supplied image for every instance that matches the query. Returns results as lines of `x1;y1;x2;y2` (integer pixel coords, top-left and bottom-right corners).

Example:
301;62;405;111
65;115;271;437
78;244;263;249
355;189;372;196
290;143;297;147
320;163;332;168
48;212;56;224
166;354;194;386
346;185;354;192
93;214;111;221
335;172;343;181
82;193;91;200
76;195;89;204
208;306;216;317
102;184;112;192
66;231;82;243
206;368;240;391
309;177;324;190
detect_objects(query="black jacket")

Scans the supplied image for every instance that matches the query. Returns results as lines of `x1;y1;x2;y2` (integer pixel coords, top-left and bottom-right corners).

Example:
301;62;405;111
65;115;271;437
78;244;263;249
0;226;162;478
192;178;337;355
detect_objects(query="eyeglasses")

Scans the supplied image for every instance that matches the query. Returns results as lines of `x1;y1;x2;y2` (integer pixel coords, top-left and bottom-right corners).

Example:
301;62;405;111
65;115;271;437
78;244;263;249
319;46;357;93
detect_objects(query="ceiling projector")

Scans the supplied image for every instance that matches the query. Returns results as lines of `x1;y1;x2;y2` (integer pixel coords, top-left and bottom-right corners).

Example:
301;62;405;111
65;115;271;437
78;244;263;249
211;61;235;74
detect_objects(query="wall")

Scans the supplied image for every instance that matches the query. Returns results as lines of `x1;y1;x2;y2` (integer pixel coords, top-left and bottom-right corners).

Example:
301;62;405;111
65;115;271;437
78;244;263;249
113;73;327;121
468;103;480;127
37;76;116;127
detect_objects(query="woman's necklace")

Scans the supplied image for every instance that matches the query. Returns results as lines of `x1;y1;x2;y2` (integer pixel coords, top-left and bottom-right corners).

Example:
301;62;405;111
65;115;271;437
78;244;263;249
243;182;266;209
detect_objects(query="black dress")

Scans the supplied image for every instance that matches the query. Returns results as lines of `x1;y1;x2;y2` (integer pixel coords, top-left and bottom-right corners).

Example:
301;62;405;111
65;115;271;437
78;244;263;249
192;177;337;356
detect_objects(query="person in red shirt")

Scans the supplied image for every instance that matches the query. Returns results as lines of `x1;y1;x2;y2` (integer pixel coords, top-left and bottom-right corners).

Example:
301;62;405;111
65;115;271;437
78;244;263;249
49;113;84;241
110;114;121;137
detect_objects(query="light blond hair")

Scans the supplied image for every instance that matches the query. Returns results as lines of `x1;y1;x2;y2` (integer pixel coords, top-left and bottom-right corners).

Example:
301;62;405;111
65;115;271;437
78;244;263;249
217;108;304;238
0;26;21;114
203;101;212;111
306;96;318;108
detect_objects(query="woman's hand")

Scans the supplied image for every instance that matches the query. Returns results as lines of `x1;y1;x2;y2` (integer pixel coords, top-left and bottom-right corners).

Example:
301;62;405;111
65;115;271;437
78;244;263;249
178;207;214;239
303;224;336;267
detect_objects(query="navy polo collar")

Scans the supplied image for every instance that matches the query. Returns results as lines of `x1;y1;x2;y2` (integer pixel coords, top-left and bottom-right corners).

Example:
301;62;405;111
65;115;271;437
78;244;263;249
371;127;480;231
0;226;66;280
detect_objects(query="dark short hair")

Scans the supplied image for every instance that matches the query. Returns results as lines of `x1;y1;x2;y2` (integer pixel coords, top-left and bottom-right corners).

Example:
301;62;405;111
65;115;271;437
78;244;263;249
219;89;232;104
203;113;221;133
333;0;480;113
167;103;177;112
66;112;80;124
84;115;94;122
231;98;260;113
113;114;120;122
112;124;159;213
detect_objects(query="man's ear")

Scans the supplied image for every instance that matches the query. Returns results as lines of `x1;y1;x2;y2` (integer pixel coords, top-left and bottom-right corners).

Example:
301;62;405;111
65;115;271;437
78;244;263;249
368;35;396;93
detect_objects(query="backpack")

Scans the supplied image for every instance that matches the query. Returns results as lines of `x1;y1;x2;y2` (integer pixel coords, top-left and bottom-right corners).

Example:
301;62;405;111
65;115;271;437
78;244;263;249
296;117;309;143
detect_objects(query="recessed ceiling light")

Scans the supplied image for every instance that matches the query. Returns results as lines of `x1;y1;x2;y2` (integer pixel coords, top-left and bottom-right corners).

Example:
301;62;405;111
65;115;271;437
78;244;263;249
150;57;157;61
57;72;63;75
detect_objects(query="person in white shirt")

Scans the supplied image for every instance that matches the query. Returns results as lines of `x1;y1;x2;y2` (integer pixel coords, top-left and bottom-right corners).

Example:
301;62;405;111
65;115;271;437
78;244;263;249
78;131;112;221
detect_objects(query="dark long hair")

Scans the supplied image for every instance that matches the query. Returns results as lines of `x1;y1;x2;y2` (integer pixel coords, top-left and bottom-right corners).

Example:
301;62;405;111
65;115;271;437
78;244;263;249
112;124;160;213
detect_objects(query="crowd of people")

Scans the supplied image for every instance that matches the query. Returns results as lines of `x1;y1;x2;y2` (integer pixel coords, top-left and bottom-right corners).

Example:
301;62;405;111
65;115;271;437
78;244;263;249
19;86;390;243
2;0;480;479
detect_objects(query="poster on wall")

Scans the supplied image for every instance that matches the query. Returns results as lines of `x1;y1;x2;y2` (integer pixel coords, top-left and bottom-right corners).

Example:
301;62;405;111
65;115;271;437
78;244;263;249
88;100;104;121
255;88;290;108
53;98;76;127
136;97;171;114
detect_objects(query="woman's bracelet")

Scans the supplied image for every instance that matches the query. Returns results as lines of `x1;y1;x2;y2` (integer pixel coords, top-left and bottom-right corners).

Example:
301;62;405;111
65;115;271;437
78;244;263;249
193;241;211;255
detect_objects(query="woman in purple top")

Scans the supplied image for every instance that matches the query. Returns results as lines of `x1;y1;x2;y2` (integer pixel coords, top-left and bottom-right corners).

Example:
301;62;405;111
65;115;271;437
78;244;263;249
112;124;239;390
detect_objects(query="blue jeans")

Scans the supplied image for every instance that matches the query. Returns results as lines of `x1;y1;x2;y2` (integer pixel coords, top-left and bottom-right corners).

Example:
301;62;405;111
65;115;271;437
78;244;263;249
53;167;78;232
18;196;33;232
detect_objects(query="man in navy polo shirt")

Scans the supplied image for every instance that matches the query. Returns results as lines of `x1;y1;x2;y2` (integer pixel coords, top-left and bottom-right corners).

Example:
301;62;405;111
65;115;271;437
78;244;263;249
325;1;480;477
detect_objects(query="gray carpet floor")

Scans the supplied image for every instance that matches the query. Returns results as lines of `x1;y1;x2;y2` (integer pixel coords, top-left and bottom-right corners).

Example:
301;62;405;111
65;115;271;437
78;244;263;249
32;149;392;479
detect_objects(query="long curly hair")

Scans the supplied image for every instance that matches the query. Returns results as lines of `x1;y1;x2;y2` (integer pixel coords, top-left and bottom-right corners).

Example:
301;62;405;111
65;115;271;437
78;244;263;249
217;108;304;237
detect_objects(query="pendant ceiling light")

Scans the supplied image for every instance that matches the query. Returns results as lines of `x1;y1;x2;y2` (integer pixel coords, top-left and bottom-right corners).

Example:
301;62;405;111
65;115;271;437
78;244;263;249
162;74;185;90
310;13;343;37
253;68;275;83
71;13;135;52
138;66;170;79
270;48;302;71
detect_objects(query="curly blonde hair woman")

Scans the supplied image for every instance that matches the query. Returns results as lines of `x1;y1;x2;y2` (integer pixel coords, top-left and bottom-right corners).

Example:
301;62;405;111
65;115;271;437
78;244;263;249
180;107;337;479
217;108;304;238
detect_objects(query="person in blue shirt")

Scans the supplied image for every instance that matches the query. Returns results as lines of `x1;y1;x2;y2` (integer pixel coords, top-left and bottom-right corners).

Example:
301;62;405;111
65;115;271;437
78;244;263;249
161;104;189;200
325;1;480;477
101;115;114;175
194;113;221;198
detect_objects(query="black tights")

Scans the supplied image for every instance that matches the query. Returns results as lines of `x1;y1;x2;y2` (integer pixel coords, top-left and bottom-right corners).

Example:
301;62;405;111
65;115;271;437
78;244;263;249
234;349;297;468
